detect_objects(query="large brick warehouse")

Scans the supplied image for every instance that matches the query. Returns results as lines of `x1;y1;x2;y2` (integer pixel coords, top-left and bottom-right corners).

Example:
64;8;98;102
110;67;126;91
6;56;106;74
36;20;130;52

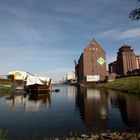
75;39;106;84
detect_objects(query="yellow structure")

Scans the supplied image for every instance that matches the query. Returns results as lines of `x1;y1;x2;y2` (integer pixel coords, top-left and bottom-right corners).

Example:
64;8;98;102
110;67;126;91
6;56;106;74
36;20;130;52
8;71;28;80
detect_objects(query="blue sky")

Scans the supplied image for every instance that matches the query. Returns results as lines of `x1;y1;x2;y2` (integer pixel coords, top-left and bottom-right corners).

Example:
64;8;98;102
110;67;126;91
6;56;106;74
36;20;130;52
0;0;140;81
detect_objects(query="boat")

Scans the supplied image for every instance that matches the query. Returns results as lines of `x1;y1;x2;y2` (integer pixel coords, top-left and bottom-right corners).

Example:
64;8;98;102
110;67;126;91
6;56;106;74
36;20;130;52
25;75;51;94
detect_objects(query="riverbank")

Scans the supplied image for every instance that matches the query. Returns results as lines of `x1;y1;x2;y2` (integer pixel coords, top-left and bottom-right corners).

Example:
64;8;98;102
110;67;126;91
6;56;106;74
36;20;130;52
96;76;140;93
67;131;140;140
0;79;15;94
0;79;14;88
1;129;140;140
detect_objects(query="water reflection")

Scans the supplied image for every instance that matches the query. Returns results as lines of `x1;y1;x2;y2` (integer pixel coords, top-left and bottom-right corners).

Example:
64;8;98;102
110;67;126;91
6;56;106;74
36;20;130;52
76;88;109;131
5;93;51;112
76;87;140;131
0;85;140;139
67;86;77;100
109;90;140;128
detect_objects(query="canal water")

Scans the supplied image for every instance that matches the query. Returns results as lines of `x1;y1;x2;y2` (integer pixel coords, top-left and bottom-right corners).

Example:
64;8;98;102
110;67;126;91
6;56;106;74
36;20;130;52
0;85;140;139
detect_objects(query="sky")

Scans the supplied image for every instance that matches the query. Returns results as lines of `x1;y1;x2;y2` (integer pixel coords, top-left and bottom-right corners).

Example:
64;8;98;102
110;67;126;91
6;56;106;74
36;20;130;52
0;0;140;81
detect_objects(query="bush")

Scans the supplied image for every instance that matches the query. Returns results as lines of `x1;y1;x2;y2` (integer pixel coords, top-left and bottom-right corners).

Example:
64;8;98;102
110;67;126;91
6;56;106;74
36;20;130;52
7;74;14;80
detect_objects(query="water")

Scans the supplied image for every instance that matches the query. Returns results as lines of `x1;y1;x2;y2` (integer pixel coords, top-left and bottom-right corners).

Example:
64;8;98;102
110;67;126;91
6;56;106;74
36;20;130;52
0;85;140;139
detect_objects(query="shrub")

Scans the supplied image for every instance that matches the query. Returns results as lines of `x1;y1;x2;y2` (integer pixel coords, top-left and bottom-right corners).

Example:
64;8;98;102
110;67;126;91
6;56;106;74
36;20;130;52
7;74;14;80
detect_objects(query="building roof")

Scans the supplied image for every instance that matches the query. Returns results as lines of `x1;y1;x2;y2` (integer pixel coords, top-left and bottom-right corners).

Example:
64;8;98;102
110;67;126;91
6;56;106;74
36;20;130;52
76;38;105;64
136;55;140;57
109;61;117;65
118;45;133;51
87;38;106;54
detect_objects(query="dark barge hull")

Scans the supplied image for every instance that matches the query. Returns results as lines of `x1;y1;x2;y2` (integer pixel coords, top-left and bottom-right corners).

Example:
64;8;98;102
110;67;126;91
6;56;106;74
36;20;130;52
25;84;50;94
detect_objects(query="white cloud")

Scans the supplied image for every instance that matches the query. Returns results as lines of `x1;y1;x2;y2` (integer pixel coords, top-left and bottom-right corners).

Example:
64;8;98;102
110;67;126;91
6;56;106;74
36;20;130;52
95;29;120;40
95;27;140;41
118;28;140;40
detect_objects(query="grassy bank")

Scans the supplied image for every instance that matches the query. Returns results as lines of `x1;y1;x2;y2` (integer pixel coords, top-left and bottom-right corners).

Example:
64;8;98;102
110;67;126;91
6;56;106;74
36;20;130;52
0;80;15;94
96;76;140;93
0;89;14;94
0;81;14;86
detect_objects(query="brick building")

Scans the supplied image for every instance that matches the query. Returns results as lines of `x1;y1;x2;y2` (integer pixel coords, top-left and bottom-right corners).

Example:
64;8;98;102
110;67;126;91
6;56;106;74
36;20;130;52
109;45;138;76
75;39;106;84
136;55;140;69
117;45;137;75
108;61;117;74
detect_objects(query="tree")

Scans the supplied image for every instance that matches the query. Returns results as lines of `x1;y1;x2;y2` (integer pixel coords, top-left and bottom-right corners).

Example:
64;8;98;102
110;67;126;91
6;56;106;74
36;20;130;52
129;0;140;20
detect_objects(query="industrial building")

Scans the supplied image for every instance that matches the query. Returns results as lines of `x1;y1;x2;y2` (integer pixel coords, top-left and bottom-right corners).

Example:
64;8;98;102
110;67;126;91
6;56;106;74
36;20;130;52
108;61;117;74
75;39;106;85
109;45;139;76
66;72;76;81
64;72;76;84
136;55;140;69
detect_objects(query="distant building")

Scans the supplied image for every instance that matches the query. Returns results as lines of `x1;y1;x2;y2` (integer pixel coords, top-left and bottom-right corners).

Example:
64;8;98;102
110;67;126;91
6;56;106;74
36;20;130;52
117;45;137;76
109;45;138;76
63;72;76;85
75;39;106;84
66;72;76;80
136;55;140;69
108;61;117;74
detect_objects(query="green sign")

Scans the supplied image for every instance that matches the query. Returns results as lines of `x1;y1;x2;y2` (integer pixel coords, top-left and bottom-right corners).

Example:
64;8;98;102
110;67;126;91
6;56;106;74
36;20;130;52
97;57;105;65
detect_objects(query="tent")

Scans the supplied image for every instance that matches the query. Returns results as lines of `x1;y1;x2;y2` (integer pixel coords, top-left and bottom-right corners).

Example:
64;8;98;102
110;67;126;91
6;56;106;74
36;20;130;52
26;75;51;86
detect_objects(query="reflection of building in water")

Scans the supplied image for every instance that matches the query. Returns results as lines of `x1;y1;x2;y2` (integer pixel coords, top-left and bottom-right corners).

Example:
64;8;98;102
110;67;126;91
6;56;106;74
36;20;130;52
6;93;51;112
109;90;119;108
66;86;77;100
110;90;140;127
118;96;140;127
76;88;109;131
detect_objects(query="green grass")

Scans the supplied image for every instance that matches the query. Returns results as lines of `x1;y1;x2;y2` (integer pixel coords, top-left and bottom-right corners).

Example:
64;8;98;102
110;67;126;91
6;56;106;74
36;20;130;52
0;129;8;140
96;76;140;93
0;82;14;86
0;89;14;94
0;82;15;94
